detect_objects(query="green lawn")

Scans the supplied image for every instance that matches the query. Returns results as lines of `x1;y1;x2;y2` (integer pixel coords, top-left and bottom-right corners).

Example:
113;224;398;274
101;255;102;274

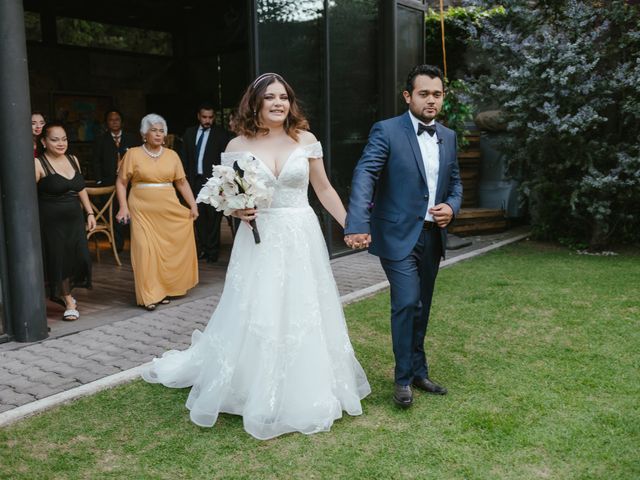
1;241;639;479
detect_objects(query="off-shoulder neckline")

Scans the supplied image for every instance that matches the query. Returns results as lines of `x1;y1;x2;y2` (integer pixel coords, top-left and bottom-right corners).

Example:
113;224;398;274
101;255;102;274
222;141;322;180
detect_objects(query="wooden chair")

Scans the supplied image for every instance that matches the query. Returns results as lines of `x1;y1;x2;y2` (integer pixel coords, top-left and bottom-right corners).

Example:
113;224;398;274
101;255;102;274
86;186;122;266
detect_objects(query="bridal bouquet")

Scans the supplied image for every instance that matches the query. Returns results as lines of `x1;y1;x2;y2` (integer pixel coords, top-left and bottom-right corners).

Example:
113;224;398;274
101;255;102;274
196;155;273;244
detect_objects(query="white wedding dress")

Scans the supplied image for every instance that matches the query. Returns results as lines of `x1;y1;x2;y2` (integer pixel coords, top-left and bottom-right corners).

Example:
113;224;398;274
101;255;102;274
142;141;371;440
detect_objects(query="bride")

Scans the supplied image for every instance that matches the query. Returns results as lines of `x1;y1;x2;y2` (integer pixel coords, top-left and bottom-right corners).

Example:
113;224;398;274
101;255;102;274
142;73;371;440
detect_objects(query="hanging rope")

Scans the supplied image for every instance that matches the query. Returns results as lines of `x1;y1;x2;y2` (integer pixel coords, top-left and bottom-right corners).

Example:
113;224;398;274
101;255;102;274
439;0;448;80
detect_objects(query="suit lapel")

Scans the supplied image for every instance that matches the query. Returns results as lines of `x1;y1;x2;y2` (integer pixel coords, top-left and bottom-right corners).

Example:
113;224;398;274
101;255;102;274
402;112;428;185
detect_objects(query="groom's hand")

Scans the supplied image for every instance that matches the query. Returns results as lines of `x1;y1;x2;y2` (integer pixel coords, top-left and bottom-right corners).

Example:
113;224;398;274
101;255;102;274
344;233;371;250
429;203;454;228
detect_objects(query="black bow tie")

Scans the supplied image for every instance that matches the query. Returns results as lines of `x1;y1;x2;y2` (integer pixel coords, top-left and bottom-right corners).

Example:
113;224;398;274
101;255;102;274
417;123;436;137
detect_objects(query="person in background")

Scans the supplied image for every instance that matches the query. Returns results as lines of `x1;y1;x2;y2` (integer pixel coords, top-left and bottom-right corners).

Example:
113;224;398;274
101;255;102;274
93;109;138;185
35;121;96;321
180;103;231;263
31;112;46;157
115;113;198;311
92;109;138;251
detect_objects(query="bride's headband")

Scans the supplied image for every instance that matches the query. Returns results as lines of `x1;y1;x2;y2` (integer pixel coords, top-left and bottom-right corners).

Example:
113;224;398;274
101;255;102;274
252;72;283;89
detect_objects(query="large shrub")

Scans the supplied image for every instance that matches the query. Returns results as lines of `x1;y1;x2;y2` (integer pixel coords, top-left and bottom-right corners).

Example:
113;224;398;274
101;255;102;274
469;0;640;249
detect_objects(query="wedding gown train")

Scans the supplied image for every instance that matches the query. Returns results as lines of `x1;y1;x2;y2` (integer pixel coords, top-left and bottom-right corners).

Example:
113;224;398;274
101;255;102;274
142;142;371;440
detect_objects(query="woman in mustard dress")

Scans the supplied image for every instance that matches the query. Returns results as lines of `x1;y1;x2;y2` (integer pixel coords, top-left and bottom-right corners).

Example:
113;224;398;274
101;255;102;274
115;113;198;310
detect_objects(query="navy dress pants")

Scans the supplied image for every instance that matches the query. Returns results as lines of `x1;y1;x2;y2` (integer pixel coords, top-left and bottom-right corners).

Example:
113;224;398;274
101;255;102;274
380;227;442;386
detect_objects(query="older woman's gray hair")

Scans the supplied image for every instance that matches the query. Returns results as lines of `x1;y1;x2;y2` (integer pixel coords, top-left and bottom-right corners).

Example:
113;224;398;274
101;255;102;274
140;113;168;135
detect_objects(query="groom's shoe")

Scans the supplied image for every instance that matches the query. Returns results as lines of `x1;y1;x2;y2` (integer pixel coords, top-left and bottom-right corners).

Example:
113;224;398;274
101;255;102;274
393;384;413;408
412;377;448;395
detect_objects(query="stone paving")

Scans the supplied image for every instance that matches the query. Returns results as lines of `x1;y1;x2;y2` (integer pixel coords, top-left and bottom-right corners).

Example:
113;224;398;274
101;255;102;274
0;227;529;415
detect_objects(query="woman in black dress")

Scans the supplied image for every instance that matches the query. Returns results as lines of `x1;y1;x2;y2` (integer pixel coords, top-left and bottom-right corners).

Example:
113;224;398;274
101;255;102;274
35;122;96;321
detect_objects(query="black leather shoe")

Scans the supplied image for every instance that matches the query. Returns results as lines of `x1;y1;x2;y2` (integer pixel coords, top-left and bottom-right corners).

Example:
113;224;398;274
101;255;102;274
393;384;413;408
412;377;447;395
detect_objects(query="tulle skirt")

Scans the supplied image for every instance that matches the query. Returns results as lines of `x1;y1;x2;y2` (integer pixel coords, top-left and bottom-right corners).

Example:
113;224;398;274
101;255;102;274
142;206;370;440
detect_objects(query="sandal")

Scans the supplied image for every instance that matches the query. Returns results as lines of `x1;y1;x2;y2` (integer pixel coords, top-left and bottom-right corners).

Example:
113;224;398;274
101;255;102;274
63;309;79;321
144;304;157;311
62;297;79;321
159;298;171;305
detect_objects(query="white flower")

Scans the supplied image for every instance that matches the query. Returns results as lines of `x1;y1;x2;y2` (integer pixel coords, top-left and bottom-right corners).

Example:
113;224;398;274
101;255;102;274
223;193;250;215
212;165;236;183
237;155;261;176
196;155;273;216
196;178;223;207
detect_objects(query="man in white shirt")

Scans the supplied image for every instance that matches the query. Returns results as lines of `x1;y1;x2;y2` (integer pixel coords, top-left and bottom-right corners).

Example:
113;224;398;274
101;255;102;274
345;65;463;408
180;103;231;262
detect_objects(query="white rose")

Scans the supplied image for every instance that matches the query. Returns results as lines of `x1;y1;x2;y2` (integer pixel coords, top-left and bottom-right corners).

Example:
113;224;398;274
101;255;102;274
237;155;261;175
211;165;235;180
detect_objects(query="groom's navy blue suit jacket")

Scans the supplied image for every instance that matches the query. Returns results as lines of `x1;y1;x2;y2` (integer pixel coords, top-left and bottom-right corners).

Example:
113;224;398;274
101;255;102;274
345;112;463;261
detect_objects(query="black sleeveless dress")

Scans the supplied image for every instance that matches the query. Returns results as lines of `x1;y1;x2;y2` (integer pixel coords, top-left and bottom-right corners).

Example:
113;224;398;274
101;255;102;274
37;154;92;300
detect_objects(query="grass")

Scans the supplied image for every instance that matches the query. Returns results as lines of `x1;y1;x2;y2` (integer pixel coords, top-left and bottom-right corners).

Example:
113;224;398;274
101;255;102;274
1;241;639;479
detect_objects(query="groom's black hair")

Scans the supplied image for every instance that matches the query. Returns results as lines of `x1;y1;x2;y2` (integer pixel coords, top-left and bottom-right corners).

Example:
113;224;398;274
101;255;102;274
405;65;445;94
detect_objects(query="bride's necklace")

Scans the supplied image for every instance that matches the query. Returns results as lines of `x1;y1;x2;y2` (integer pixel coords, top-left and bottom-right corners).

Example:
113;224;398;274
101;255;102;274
142;144;163;158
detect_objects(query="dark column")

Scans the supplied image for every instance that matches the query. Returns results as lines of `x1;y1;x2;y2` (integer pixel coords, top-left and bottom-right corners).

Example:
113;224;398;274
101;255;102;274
0;0;48;342
381;0;397;119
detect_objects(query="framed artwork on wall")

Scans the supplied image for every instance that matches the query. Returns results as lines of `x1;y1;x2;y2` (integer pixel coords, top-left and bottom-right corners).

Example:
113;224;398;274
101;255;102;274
50;93;114;143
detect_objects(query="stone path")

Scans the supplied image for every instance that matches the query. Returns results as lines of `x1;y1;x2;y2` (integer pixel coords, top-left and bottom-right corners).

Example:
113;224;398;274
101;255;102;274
0;227;529;418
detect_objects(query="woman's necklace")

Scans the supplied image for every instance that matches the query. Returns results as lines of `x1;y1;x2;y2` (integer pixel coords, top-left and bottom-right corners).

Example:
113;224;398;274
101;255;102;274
142;144;163;158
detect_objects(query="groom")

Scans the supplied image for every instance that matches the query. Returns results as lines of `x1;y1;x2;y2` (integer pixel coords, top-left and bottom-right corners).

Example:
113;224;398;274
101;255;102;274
344;65;463;408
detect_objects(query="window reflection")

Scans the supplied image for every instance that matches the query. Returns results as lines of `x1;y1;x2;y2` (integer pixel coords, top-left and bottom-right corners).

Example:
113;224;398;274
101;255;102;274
257;0;332;23
396;5;424;113
255;0;380;256
329;0;379;255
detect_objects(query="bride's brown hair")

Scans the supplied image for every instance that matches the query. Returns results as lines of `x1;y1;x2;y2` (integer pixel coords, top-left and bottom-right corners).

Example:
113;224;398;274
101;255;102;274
234;73;309;140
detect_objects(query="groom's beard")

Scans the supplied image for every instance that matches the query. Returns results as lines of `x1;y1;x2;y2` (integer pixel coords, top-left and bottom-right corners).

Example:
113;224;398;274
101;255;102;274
410;106;439;124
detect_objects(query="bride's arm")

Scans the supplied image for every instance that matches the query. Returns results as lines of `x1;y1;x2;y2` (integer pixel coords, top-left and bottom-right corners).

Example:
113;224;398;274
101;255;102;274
309;157;347;228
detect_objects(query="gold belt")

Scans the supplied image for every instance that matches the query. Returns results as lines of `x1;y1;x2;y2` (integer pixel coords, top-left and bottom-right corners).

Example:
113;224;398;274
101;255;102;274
135;182;172;188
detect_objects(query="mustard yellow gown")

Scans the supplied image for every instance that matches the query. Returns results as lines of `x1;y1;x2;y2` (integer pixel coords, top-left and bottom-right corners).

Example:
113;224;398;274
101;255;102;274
119;146;198;306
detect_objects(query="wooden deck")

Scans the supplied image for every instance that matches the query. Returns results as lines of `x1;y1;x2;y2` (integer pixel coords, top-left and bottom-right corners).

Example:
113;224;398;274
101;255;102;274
452;130;509;236
448;208;508;235
45;223;235;334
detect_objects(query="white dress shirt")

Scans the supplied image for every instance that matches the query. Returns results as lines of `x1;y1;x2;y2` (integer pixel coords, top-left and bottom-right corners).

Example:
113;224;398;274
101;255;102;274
408;110;439;222
196;127;211;175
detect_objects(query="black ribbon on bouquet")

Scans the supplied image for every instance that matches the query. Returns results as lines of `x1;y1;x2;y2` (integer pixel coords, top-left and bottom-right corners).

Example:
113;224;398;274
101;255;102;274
233;160;261;244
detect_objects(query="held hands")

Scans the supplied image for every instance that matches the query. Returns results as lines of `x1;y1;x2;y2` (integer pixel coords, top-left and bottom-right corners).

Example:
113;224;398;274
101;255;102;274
429;203;454;228
232;208;257;228
344;233;371;250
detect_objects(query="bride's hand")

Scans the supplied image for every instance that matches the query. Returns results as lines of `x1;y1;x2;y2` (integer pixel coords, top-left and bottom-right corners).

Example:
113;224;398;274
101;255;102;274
232;208;257;225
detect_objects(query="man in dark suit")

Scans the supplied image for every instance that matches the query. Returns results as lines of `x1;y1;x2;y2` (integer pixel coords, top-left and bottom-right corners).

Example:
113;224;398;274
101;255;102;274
181;103;231;262
92;109;138;251
344;65;463;408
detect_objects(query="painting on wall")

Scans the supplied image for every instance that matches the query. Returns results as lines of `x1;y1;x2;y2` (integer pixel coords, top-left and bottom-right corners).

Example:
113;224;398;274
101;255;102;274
50;93;114;142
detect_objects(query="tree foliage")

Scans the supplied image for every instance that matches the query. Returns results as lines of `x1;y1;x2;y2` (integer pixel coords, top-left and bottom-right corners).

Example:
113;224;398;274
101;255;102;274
440;79;474;149
425;5;505;79
468;0;640;249
56;18;172;56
